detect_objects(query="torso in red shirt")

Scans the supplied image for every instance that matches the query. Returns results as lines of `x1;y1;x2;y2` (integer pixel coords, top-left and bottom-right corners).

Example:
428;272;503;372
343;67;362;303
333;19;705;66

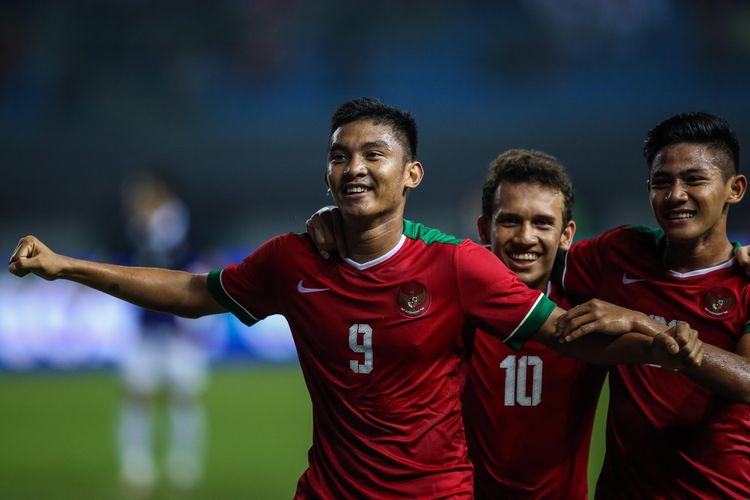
208;221;555;499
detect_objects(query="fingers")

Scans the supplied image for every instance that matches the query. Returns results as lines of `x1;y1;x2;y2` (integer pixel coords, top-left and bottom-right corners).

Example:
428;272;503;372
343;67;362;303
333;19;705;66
305;221;329;259
306;214;333;259
557;313;602;342
555;299;631;342
673;321;703;368
305;206;343;259
555;302;592;333
652;329;680;355
736;245;750;278
330;210;347;259
653;322;704;369
8;236;36;277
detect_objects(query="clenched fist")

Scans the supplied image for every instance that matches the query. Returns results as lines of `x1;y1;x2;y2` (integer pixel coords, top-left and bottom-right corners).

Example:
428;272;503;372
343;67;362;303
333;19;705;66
8;235;68;281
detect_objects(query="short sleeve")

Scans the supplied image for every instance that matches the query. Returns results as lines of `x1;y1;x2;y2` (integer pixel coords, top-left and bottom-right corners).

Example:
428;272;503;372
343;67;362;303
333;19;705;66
207;236;283;325
456;242;556;350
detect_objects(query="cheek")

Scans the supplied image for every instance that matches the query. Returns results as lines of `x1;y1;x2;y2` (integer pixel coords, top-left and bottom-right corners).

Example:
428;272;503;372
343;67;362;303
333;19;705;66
492;228;514;247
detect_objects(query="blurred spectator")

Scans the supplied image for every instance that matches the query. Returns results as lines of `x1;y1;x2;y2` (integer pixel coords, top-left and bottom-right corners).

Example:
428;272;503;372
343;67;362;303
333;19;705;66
116;171;208;494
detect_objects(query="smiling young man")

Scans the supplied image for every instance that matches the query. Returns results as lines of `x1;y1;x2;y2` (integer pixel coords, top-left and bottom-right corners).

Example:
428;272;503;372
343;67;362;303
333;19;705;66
9;99;699;499
461;150;607;499
556;112;750;498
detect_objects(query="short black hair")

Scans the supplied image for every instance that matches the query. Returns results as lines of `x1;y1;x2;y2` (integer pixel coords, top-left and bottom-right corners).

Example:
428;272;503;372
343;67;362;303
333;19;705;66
481;149;575;224
329;97;418;160
644;112;740;179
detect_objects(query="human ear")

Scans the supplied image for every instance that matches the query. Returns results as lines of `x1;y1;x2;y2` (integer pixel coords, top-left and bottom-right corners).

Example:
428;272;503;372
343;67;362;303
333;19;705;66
558;220;577;251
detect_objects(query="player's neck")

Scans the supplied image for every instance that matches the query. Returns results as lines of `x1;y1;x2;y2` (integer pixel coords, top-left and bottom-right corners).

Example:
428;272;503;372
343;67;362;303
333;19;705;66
663;233;734;273
344;214;405;264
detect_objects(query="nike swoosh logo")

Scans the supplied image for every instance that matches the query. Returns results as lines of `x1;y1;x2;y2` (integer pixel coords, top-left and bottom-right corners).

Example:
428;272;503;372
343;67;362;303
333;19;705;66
622;273;646;285
297;280;330;294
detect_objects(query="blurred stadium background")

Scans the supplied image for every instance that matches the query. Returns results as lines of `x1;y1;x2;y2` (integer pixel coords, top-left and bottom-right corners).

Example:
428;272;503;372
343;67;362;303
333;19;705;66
1;1;748;498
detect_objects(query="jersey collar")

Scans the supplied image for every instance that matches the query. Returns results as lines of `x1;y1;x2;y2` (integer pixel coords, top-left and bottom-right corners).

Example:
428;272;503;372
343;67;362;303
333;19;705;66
343;234;407;271
668;257;736;278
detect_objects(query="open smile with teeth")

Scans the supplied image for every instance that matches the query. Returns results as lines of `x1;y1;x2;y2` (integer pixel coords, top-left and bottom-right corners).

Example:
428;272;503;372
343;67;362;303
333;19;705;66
345;186;371;194
509;252;539;262
666;211;695;220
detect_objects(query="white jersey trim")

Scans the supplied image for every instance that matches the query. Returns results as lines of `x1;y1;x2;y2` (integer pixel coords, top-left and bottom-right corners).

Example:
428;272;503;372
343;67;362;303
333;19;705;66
343;235;407;271
219;269;259;322
502;292;544;344
668;257;735;278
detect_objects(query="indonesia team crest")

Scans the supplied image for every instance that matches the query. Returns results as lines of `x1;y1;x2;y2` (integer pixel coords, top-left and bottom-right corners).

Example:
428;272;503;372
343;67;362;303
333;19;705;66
701;287;736;317
395;282;431;318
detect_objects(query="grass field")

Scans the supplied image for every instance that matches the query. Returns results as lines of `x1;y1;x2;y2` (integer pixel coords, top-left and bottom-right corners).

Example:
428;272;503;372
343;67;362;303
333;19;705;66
0;365;608;499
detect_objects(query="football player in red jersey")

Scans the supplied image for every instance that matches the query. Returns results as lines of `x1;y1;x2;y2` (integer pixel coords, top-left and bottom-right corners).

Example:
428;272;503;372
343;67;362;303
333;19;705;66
462;150;606;499
9;99;699;499
557;112;750;498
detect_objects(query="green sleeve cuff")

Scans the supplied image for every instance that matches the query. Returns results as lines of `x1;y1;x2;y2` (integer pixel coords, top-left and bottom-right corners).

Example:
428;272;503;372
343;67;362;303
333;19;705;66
207;268;259;326
506;294;556;351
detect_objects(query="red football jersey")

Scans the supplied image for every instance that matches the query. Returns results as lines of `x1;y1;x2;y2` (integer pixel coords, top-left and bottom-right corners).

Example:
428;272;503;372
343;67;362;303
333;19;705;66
207;221;556;499
463;283;606;499
562;225;750;499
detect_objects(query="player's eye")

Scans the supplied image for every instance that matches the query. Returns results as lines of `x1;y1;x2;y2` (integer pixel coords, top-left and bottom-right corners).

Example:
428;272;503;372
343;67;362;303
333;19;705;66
497;218;519;227
329;153;347;163
649;178;670;189
534;219;554;228
684;176;707;185
365;151;383;160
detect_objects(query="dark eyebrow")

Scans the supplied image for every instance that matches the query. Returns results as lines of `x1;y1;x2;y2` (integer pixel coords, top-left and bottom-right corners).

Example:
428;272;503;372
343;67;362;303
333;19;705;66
679;167;711;177
329;142;348;153
361;140;392;151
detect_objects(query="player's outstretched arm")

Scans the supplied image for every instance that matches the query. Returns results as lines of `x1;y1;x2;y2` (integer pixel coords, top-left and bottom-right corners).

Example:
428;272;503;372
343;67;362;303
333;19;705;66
532;305;702;370
305;205;346;259
8;235;225;318
736;244;750;278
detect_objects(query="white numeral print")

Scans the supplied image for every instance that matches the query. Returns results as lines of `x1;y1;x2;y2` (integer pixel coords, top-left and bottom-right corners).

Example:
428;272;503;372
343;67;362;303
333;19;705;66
499;355;543;406
349;323;373;374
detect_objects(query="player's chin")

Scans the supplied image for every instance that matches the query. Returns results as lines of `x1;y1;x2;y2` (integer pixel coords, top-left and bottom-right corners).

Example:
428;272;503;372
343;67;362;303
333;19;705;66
659;221;703;241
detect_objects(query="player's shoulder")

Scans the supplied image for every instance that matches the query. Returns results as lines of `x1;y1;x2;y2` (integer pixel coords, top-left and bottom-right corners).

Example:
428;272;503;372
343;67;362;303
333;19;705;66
403;220;467;247
248;232;317;263
580;224;664;252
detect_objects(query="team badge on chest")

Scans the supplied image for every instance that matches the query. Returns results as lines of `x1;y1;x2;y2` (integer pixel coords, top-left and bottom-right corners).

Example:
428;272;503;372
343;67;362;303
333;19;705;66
701;286;736;317
395;282;431;318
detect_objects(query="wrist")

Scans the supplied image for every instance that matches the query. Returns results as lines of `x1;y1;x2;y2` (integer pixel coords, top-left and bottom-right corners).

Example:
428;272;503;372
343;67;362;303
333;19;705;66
56;254;80;280
633;314;664;338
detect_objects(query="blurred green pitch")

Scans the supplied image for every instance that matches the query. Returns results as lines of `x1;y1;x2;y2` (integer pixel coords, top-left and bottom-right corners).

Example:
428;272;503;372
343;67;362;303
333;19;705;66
0;366;608;499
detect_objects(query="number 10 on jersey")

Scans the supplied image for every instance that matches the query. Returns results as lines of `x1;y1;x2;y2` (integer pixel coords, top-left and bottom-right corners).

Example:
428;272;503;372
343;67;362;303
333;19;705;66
499;355;542;406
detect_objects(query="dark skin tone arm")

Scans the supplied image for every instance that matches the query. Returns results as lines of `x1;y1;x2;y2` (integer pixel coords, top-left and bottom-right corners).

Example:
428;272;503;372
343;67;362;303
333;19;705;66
558;299;750;403
533;304;703;371
8;235;225;318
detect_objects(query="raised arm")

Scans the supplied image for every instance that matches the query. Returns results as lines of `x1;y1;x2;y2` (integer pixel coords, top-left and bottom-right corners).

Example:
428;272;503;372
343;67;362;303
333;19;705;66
557;298;750;403
8;235;225;318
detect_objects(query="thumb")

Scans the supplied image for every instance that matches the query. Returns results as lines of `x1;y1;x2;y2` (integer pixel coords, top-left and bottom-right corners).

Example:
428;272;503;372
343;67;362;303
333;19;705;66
8;257;33;277
653;330;679;354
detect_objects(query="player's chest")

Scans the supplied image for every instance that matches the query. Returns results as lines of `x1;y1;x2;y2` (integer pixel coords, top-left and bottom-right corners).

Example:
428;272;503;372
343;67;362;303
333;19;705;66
285;265;465;358
601;265;746;349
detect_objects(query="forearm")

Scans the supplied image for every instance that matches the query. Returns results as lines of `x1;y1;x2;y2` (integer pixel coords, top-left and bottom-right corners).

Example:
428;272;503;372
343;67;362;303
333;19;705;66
58;255;219;317
548;332;654;365
679;344;750;403
535;306;659;364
